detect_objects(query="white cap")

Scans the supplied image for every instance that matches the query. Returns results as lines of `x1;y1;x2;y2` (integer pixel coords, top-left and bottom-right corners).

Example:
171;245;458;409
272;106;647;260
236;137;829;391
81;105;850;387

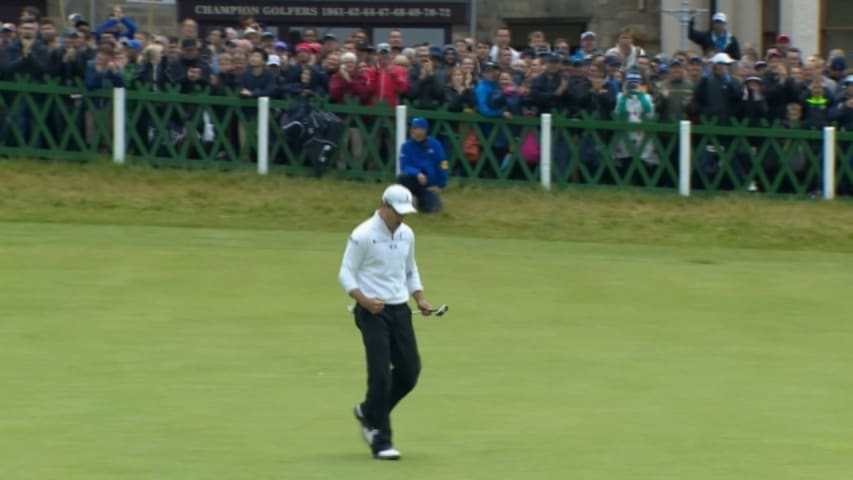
340;52;357;63
267;55;281;67
712;12;727;23
382;184;417;215
711;52;735;64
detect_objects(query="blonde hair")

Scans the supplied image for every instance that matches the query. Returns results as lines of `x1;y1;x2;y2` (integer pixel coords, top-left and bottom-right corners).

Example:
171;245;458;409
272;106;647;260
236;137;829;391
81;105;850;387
141;43;163;63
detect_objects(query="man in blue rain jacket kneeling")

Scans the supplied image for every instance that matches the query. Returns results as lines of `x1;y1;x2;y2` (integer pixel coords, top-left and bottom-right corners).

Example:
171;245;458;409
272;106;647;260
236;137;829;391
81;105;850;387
395;117;449;213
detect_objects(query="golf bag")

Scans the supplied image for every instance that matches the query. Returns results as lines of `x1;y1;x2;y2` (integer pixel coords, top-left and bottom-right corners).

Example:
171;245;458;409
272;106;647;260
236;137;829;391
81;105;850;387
278;100;345;177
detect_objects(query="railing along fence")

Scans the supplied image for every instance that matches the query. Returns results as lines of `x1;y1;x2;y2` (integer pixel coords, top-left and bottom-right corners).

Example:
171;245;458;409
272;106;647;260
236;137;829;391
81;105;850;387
0;78;850;199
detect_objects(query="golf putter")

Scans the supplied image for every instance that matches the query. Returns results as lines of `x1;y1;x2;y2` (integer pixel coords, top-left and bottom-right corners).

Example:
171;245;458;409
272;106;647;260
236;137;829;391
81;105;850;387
346;304;449;316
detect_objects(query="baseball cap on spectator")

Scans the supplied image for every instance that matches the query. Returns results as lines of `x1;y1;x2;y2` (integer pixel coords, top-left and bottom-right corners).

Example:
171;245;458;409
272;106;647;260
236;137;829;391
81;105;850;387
442;44;456;53
521;47;535;58
295;42;312;53
711;52;735;64
341;52;357;63
843;75;853;85
831;57;847;71
181;38;198;50
776;33;791;44
581;31;596;40
68;12;82;24
766;48;782;59
74;19;89;29
410;117;429;129
243;28;259;37
267;55;281;67
323;33;336;41
2;23;16;32
626;71;643;84
712;12;727;23
669;58;684;67
429;45;442;57
62;27;79;37
745;75;761;83
754;60;768;69
481;62;500;72
121;38;143;52
535;45;551;56
356;42;371;52
261;31;274;39
376;42;392;53
308;41;323;53
273;40;288;51
688;55;703;65
604;55;622;67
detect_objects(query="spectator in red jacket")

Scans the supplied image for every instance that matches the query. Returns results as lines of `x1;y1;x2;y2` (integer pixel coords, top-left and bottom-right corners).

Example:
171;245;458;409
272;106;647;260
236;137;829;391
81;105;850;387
329;52;371;170
364;42;409;107
329;52;370;104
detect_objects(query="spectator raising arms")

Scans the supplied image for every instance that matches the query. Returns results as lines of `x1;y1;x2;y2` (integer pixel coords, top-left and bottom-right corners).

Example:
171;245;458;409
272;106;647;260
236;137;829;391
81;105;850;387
365;43;408;107
688;12;741;60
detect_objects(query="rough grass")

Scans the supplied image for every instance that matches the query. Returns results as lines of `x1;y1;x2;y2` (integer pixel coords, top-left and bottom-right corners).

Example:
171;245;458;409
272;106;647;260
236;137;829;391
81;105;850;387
0;158;851;252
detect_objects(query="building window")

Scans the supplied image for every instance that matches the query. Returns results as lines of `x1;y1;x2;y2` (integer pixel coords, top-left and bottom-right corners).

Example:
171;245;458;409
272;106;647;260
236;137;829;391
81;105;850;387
823;0;853;57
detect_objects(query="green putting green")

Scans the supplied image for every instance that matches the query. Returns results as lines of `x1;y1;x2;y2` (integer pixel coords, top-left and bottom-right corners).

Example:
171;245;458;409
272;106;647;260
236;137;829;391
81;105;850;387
2;221;852;479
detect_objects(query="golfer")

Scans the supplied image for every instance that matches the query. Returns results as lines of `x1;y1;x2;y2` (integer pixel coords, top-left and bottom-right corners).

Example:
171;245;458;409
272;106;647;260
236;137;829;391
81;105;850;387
338;184;435;460
396;117;449;213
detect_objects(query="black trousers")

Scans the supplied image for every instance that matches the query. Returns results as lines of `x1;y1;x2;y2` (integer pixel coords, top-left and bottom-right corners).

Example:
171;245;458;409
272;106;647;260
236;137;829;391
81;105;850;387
354;303;421;451
395;174;443;213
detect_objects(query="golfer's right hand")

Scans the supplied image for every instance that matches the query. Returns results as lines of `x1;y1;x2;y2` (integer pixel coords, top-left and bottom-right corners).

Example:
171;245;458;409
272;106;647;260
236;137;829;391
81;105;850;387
361;298;385;314
417;173;427;185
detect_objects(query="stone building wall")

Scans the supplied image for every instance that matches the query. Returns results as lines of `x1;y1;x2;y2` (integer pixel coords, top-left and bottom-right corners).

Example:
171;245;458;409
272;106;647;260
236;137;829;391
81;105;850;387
469;0;663;53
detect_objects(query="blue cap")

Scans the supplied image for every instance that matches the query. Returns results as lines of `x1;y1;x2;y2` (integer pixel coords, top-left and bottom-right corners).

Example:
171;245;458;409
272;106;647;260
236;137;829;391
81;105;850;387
429;46;443;57
410;117;429;129
273;40;288;50
626;72;643;83
831;57;847;71
121;39;142;52
604;55;622;66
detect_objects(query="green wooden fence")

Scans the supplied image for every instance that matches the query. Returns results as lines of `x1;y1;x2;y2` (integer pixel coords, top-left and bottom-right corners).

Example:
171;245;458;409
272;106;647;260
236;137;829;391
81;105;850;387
1;78;851;197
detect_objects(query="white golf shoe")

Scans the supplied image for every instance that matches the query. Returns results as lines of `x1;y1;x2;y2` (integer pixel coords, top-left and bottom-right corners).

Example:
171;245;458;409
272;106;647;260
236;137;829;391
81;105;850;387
353;405;376;446
373;447;401;460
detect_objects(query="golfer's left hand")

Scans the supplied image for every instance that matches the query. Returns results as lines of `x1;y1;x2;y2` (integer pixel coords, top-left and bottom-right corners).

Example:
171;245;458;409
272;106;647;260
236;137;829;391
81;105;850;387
426;186;440;193
417;299;433;316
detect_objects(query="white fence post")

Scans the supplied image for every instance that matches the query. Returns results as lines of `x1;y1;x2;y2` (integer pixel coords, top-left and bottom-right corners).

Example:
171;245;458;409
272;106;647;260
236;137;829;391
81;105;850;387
112;87;126;165
678;120;692;197
395;104;407;176
257;96;270;176
540;113;552;191
823;126;836;200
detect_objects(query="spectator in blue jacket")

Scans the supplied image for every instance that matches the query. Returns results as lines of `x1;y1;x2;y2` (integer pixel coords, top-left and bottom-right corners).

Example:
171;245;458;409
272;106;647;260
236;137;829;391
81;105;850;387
396;117;449;213
94;6;137;44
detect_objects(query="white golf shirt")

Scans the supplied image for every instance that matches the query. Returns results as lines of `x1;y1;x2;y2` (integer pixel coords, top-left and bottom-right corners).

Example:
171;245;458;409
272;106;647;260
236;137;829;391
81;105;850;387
338;211;423;305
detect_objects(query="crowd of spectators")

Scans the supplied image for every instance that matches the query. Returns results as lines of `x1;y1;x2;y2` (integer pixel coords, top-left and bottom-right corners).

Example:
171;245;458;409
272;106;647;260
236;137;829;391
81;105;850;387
1;5;852;192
